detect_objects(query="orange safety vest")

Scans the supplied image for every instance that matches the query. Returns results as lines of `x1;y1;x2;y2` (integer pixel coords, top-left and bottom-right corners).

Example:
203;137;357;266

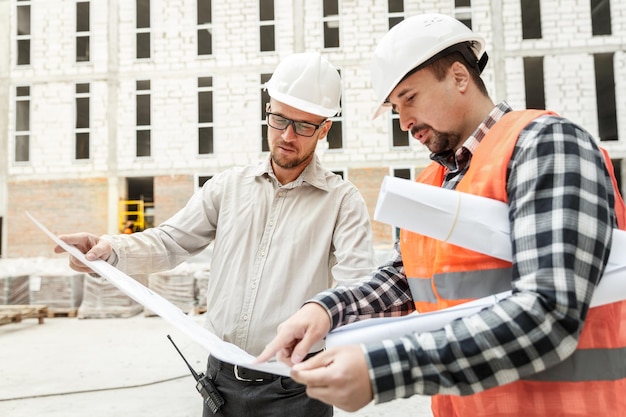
401;110;626;416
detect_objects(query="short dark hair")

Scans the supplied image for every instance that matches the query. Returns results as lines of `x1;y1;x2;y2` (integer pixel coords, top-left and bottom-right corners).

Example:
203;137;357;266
428;51;489;97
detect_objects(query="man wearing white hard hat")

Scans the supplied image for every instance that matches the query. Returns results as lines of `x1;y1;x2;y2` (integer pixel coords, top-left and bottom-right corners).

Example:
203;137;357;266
54;53;377;417
258;14;626;416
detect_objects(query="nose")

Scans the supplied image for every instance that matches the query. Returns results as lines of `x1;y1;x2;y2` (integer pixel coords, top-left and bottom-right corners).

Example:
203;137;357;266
398;111;414;132
281;122;299;141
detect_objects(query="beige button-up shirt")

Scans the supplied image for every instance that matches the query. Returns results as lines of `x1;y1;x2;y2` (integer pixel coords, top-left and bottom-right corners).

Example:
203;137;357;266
104;156;376;355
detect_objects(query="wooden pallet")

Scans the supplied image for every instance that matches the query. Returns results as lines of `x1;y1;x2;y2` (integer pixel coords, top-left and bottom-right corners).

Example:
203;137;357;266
0;305;48;325
46;308;78;318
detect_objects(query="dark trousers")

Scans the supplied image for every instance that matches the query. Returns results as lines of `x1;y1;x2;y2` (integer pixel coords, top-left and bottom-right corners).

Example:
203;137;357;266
202;356;333;417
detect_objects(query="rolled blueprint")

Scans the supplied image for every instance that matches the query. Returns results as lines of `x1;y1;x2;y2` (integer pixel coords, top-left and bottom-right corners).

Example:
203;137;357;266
373;176;626;308
326;177;626;348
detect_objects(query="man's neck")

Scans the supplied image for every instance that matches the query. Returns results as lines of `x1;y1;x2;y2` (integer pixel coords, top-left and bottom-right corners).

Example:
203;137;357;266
272;162;308;185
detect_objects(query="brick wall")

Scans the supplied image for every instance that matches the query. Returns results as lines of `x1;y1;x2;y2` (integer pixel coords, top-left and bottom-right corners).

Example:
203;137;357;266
348;166;393;246
7;178;108;258
153;175;195;226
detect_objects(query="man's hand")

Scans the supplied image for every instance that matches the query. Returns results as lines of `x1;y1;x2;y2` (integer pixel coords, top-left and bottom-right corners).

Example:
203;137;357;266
291;345;373;412
53;233;113;273
255;303;331;365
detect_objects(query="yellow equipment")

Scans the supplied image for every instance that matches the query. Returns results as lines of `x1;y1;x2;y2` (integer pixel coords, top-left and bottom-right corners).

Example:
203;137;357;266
118;200;153;233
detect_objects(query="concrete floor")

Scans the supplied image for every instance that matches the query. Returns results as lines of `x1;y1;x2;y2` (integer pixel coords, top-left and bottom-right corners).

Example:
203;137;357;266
0;313;433;417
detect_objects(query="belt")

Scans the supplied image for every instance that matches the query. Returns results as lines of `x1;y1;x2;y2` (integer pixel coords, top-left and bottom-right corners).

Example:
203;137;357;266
209;351;321;383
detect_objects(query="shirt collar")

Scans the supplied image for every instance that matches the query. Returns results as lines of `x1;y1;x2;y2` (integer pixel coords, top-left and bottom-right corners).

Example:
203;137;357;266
430;101;513;172
252;155;329;191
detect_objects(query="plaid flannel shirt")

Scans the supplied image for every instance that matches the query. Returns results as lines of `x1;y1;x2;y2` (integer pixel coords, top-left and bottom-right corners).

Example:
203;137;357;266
311;102;616;403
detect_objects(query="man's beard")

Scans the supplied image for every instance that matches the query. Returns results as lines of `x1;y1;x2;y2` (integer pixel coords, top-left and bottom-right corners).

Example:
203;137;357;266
270;145;315;170
411;125;461;154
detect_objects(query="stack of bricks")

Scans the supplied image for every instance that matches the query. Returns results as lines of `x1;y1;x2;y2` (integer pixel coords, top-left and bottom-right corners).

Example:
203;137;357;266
77;274;144;319
0;274;30;305
144;265;197;317
193;267;211;315
29;273;85;317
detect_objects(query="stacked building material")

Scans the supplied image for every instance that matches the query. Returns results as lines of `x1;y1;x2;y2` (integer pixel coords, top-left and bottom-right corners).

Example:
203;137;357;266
77;274;144;319
145;264;197;316
193;267;211;314
0;275;30;305
29;273;85;316
0;258;38;305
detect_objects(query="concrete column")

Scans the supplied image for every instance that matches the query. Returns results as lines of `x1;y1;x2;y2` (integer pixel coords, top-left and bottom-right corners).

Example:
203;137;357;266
0;0;11;256
293;0;305;52
489;0;507;102
107;0;120;234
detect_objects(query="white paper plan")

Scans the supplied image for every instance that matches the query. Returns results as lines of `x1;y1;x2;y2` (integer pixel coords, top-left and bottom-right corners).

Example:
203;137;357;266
27;212;292;377
327;293;510;348
373;176;626;308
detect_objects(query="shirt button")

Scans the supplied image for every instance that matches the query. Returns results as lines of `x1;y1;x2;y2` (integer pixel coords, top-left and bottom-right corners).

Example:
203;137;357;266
243;315;248;321
251;282;256;288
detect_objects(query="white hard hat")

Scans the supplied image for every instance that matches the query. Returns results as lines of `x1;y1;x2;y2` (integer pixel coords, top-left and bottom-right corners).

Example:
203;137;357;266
265;52;342;118
371;13;487;118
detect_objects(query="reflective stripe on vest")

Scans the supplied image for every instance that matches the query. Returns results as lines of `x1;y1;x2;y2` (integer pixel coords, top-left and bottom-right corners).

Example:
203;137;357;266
407;267;512;303
524;346;626;382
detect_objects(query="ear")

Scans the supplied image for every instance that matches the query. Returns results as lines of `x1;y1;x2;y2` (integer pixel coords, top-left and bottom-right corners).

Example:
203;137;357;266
317;120;333;141
450;61;470;92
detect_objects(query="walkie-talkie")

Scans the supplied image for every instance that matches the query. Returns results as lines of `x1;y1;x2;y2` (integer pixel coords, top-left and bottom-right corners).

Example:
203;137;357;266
167;335;225;414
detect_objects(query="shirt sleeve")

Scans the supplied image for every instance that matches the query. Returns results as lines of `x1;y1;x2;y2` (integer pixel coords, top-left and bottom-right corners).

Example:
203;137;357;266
103;177;220;275
329;187;379;286
360;116;615;403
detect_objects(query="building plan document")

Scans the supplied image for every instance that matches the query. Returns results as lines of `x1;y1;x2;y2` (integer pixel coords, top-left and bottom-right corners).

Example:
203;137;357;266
372;176;626;307
27;212;291;377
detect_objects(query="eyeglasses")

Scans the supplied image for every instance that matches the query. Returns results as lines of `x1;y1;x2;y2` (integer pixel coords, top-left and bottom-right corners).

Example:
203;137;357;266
266;112;326;137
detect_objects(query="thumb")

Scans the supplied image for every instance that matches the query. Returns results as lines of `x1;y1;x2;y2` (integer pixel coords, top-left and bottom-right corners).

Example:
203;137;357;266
85;240;112;261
